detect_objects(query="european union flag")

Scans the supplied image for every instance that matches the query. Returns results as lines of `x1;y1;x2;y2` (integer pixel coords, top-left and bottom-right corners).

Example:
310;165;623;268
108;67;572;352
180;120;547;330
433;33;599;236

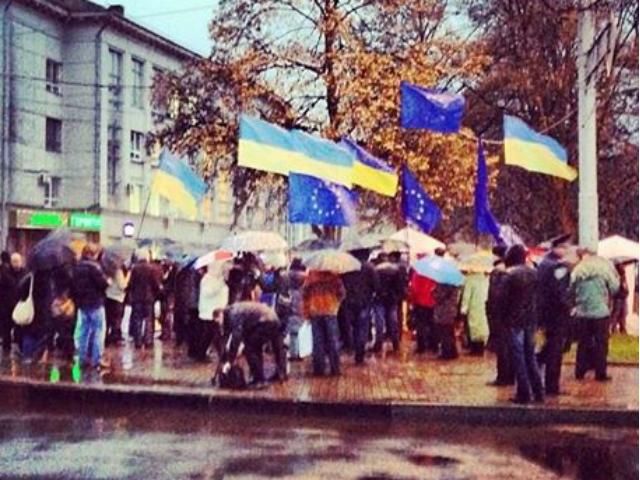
288;173;358;226
474;139;502;242
400;81;465;133
401;167;441;233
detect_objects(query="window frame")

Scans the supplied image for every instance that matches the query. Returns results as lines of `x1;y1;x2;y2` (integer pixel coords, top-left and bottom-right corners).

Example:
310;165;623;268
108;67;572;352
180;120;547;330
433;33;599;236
131;57;145;108
130;130;145;163
45;58;62;96
45;117;62;153
108;48;123;108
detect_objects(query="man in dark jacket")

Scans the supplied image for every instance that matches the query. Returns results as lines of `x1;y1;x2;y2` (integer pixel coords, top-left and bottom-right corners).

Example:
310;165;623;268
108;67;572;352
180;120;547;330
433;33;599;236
373;253;405;352
502;245;544;404
486;246;514;386
73;243;110;369
536;234;572;395
219;301;286;386
341;248;379;364
126;249;162;349
0;252;25;353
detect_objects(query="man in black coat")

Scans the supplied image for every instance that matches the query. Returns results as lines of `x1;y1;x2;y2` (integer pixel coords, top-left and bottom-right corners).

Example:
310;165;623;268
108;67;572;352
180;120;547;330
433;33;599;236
126;249;162;349
0;252;25;353
341;248;379;365
220;301;286;386
373;253;405;352
537;234;572;396
486;246;514;386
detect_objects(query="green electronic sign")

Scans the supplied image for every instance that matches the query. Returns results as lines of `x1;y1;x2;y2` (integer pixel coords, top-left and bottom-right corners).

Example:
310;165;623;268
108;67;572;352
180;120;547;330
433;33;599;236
20;210;67;229
69;213;102;231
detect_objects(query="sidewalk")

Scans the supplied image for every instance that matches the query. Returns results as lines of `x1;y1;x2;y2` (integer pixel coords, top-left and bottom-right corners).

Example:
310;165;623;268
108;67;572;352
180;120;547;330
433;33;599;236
0;338;637;425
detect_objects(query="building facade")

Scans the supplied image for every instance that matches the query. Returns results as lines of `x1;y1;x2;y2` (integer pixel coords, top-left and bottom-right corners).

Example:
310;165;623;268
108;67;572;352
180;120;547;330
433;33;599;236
0;0;305;256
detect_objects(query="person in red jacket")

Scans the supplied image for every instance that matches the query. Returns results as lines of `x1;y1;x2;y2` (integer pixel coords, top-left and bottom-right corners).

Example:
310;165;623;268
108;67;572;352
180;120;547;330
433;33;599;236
409;267;437;354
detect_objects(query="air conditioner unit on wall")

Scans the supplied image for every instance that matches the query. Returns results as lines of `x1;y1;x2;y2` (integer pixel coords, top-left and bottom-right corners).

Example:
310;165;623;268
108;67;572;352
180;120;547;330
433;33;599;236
38;173;50;185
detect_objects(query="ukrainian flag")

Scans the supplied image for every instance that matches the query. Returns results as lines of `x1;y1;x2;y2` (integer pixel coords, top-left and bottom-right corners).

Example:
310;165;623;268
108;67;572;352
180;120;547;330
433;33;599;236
151;149;207;218
504;115;577;181
238;115;353;187
340;138;398;197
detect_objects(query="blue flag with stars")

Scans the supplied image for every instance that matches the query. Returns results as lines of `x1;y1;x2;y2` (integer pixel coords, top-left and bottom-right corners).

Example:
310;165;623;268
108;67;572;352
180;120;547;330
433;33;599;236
288;173;358;226
401;167;441;233
474;139;502;243
400;81;465;133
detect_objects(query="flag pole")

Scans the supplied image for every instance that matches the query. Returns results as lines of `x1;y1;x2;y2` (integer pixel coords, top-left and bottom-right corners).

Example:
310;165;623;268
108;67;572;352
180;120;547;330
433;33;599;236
136;187;153;242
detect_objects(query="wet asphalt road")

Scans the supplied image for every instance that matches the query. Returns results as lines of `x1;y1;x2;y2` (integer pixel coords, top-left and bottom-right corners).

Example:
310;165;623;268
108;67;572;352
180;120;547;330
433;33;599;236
0;399;637;480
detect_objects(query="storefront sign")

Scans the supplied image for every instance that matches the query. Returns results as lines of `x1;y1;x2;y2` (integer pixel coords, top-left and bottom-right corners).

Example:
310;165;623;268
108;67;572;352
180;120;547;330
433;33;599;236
14;209;67;229
69;213;102;231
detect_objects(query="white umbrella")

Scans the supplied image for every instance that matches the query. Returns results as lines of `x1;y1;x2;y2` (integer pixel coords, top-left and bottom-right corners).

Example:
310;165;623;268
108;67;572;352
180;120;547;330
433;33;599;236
598;235;640;260
388;227;445;254
194;249;234;270
220;231;288;252
305;250;361;273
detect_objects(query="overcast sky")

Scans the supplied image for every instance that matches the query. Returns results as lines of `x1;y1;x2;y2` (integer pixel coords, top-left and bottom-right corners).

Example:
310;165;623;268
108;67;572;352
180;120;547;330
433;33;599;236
95;0;218;56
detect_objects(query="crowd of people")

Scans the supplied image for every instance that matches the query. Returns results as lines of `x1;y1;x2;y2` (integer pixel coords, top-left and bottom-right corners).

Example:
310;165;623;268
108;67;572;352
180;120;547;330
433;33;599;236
0;233;630;404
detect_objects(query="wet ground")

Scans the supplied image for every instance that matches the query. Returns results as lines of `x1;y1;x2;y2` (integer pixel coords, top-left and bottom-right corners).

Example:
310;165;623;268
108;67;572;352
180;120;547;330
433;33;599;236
0;336;637;412
0;398;636;480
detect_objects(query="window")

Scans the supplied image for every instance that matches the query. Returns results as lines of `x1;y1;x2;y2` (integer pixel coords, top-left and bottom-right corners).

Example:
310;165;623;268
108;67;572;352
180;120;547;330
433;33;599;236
130;130;144;162
128;184;143;214
108;49;123;107
43;176;61;208
45;117;62;152
132;58;144;108
151;66;167;120
107;124;121;195
45;59;62;95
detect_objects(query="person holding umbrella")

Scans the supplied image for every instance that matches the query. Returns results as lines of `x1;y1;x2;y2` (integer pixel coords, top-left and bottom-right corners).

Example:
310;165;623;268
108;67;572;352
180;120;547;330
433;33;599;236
303;251;350;376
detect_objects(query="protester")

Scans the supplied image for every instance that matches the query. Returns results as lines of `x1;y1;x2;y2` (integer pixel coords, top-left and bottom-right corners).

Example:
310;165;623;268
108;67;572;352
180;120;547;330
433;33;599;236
571;247;620;382
194;261;229;362
303;270;345;376
460;269;490;355
340;248;379;365
0;252;25;353
105;265;129;346
408;264;437;354
432;282;460;360
226;253;260;304
126;248;162;349
50;263;76;360
72;243;110;369
501;244;544;404
174;259;200;347
373;253;405;353
219;301;287;386
486;246;514;386
159;260;177;341
284;259;307;360
537;234;572;396
610;262;629;334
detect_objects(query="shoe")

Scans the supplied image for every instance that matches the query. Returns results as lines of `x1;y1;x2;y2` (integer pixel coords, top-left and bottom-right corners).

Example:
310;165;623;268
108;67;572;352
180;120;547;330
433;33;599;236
487;380;513;387
596;376;612;382
510;397;531;405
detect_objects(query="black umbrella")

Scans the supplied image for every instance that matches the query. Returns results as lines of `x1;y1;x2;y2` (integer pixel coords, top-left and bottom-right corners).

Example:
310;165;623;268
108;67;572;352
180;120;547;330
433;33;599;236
28;229;76;272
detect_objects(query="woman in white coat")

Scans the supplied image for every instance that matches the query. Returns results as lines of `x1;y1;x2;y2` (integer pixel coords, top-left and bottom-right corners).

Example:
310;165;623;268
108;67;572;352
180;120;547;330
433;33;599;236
194;261;229;362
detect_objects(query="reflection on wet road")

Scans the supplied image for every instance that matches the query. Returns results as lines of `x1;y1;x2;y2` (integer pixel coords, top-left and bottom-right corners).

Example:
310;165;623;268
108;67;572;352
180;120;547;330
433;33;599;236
0;401;636;479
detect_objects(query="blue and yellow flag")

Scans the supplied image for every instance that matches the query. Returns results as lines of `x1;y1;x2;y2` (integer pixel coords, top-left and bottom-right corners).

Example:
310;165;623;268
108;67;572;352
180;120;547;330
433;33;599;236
504;115;577;181
340;138;398;197
151;149;207;218
238;115;353;187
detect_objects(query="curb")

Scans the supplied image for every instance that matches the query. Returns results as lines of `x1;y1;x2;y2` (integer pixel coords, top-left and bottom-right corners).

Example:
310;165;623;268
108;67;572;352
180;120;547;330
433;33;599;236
1;378;636;427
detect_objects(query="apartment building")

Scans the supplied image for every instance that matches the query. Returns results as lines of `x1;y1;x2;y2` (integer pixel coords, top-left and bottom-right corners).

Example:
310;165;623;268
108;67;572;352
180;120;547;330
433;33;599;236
0;0;299;255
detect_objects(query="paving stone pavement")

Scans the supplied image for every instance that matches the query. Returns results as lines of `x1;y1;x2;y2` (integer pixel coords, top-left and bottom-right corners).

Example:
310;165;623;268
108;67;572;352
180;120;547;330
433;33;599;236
0;335;636;413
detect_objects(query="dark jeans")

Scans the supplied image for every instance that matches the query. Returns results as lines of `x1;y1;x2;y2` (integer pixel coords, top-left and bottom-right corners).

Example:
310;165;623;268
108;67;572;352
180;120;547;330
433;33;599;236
130;302;154;348
173;304;188;346
159;296;173;340
311;315;341;375
189;319;224;361
413;306;436;353
435;323;458;359
342;302;371;364
0;309;13;351
509;326;544;402
245;321;286;382
337;303;353;351
542;324;566;394
105;299;125;344
576;317;609;380
494;328;514;385
53;315;76;359
374;302;400;350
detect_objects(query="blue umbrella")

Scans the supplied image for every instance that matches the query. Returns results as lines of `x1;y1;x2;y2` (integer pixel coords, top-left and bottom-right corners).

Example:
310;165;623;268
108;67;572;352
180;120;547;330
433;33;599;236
413;256;464;287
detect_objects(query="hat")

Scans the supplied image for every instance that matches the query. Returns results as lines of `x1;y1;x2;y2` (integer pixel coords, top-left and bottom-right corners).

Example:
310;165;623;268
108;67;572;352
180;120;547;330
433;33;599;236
492;245;507;259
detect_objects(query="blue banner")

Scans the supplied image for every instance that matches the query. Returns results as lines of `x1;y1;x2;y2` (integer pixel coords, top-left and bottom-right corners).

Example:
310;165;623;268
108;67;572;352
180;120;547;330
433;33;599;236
400;81;465;133
288;174;358;226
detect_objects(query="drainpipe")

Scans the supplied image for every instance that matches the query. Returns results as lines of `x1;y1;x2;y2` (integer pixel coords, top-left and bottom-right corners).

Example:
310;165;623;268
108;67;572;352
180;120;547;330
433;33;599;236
1;0;15;249
93;20;108;212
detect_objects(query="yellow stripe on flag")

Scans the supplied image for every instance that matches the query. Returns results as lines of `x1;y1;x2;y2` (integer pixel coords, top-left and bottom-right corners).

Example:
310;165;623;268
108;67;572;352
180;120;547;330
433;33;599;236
353;161;398;197
151;170;199;219
504;138;577;181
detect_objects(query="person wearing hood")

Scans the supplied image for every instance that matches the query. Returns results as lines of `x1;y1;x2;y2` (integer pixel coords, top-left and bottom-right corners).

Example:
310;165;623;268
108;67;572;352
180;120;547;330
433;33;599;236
219;301;286;386
303;270;345;376
193;261;229;362
340;248;379;365
501;244;544;404
486;246;514;386
571;247;620;382
126;248;162;349
536;234;573;396
460;269;490;356
373;253;405;353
